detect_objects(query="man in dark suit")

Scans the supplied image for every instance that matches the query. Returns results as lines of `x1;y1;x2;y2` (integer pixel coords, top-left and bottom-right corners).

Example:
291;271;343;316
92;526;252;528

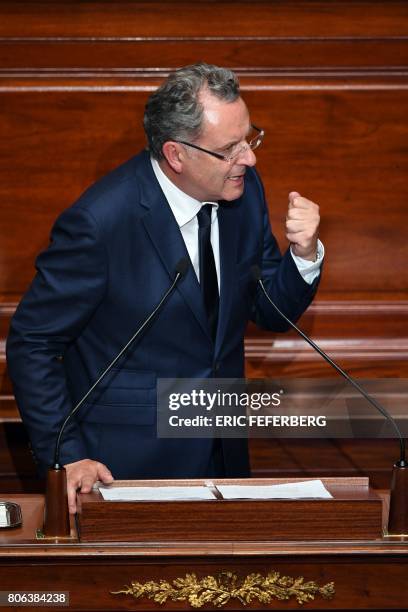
7;63;323;513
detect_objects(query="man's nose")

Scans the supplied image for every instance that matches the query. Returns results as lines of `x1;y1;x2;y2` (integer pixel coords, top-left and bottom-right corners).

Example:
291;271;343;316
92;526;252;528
239;145;257;167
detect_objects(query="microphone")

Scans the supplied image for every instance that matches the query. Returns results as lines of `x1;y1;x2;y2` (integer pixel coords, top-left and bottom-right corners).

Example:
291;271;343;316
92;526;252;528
252;265;408;536
42;258;189;538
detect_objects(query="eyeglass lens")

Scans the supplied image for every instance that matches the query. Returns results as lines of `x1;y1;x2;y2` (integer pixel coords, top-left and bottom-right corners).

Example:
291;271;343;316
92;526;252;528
227;129;263;161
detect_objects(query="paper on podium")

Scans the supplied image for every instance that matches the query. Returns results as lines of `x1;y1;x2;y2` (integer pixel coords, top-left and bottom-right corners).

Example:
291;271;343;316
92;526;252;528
97;480;332;501
98;485;216;501
217;479;332;499
78;477;382;542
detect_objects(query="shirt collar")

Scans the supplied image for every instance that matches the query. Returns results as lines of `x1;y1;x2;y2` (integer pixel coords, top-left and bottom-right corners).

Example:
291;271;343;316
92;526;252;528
151;156;218;228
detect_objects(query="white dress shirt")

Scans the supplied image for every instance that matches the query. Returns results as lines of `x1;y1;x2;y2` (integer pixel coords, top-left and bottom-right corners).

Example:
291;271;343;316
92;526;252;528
151;157;323;286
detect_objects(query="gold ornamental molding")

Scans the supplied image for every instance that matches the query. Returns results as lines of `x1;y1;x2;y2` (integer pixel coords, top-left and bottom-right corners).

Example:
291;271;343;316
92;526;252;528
112;570;335;607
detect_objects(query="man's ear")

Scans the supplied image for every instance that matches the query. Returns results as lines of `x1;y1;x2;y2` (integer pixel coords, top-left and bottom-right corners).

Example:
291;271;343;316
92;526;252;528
162;141;184;173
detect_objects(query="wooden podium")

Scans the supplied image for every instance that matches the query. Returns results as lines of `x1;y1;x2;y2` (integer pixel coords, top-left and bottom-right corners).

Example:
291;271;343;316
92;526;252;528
1;477;407;610
77;477;383;542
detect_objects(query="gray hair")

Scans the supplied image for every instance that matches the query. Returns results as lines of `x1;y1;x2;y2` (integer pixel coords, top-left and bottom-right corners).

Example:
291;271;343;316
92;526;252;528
144;62;240;160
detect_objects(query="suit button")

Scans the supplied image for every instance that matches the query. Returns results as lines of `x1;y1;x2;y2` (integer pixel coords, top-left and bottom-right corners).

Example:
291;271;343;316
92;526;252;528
214;362;220;373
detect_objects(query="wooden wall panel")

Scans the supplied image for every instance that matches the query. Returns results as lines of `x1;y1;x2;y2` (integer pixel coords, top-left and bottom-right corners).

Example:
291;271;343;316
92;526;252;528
249;438;400;489
0;1;407;487
0;1;407;38
1;77;407;297
1;40;407;70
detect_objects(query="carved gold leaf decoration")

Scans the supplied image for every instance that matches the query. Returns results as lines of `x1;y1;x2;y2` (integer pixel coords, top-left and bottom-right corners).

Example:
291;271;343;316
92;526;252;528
112;570;335;607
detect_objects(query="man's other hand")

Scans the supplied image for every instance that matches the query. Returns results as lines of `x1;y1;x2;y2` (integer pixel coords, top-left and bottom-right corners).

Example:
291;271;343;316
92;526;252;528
64;459;114;514
286;191;320;261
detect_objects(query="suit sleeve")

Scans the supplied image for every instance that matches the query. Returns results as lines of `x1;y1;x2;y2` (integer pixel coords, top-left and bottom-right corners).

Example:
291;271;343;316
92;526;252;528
6;205;108;471
251;171;320;331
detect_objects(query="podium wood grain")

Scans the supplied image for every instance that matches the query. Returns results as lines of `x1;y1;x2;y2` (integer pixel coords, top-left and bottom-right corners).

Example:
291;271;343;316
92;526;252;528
77;477;383;542
0;490;407;610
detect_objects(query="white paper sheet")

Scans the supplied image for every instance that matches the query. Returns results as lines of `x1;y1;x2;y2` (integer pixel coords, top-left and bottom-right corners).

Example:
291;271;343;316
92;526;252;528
217;480;332;500
98;485;216;501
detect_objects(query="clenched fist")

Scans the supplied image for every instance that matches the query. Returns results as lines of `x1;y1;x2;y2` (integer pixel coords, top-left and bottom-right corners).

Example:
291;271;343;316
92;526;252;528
285;191;320;261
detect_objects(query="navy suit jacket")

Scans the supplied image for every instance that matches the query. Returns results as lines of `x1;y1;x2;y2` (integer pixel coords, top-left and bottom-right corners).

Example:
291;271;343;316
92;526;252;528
7;150;319;478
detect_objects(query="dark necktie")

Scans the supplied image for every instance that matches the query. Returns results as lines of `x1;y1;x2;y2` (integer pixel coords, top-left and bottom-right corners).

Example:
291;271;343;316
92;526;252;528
197;204;219;341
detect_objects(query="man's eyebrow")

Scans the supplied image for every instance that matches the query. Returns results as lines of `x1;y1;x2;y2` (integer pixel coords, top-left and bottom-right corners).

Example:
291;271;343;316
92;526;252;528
217;125;252;151
219;139;239;151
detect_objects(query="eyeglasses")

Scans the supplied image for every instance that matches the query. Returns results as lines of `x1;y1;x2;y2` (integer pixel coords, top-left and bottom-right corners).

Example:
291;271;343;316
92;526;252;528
175;124;264;163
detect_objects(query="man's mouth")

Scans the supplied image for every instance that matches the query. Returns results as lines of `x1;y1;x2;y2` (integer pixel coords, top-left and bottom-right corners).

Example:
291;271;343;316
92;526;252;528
227;174;245;182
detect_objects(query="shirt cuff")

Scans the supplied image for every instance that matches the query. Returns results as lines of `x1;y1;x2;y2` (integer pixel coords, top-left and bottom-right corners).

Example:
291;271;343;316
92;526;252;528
290;239;324;285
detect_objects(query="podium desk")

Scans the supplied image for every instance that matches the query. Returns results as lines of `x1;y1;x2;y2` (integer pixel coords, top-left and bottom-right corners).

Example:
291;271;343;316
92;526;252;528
0;485;407;611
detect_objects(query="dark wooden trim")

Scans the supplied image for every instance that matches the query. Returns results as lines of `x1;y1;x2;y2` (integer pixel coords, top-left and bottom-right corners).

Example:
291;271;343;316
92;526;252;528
1;1;407;38
0;38;407;71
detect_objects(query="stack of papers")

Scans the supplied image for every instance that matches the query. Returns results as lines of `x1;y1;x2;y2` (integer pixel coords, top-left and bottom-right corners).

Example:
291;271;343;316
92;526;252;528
98;480;332;501
217;480;332;499
99;485;215;501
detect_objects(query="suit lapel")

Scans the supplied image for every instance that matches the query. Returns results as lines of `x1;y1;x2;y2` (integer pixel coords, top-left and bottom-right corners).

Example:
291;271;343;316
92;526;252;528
138;156;211;340
136;153;241;350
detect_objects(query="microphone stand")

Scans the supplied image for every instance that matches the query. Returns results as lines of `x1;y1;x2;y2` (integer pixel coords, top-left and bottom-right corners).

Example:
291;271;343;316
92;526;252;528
42;466;70;539
41;260;188;539
253;266;407;537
